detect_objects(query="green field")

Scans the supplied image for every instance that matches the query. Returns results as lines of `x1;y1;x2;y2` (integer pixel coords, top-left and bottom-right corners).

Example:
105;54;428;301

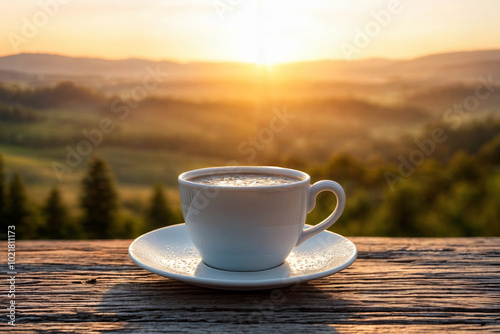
1;64;500;238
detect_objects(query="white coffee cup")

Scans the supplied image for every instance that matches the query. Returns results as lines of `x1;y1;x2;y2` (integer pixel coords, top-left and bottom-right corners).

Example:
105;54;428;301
178;166;346;272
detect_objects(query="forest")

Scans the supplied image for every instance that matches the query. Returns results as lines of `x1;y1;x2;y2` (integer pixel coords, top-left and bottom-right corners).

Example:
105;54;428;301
0;54;499;239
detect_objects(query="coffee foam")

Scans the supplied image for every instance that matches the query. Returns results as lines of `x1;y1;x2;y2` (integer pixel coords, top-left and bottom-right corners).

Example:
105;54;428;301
190;173;299;187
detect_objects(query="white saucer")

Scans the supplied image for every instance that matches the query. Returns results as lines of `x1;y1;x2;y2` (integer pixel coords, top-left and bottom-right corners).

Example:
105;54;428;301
128;224;357;290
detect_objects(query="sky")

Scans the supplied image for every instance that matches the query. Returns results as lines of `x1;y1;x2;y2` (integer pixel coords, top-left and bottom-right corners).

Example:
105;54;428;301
1;0;500;64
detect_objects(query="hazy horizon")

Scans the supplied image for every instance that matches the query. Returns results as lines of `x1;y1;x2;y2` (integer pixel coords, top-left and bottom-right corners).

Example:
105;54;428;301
2;48;500;65
2;0;500;64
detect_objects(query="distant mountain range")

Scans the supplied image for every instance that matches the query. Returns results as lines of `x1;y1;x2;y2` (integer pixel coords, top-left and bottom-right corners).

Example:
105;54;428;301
0;50;499;84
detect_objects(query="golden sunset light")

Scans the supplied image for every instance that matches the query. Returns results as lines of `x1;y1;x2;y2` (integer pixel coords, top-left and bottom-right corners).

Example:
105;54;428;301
1;1;500;324
2;0;500;63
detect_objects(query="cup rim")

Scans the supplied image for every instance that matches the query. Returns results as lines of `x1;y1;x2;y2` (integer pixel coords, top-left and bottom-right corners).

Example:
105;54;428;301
178;166;310;190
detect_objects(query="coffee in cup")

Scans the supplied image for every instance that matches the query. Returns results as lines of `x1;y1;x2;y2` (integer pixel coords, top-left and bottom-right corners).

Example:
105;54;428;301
178;166;346;272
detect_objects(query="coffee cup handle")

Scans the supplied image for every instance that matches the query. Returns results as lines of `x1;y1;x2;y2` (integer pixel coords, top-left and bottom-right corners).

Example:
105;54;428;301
296;180;346;246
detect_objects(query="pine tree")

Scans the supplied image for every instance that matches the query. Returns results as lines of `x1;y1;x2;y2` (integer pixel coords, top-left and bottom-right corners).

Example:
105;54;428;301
6;173;29;232
146;183;174;230
42;187;70;239
80;157;119;239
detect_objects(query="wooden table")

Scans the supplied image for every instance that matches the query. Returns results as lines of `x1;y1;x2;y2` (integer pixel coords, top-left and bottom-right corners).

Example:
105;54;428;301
8;238;500;333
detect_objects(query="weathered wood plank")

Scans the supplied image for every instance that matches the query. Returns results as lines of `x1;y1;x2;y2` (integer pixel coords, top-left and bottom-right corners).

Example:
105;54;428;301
3;238;499;333
8;323;500;334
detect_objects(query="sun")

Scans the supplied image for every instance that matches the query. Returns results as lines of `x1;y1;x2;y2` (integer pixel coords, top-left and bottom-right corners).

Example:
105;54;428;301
255;19;303;66
227;0;315;65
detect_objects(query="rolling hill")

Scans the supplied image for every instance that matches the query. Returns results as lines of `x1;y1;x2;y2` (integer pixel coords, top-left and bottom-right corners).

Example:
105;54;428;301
0;49;499;84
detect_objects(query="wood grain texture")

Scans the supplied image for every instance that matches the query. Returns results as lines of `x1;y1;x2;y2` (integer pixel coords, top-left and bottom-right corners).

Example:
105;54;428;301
3;238;500;333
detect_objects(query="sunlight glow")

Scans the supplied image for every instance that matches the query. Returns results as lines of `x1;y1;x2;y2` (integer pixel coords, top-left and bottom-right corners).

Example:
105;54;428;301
227;0;320;65
0;0;499;63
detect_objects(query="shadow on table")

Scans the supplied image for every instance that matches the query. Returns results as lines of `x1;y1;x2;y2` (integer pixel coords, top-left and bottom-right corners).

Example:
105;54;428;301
97;277;351;333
